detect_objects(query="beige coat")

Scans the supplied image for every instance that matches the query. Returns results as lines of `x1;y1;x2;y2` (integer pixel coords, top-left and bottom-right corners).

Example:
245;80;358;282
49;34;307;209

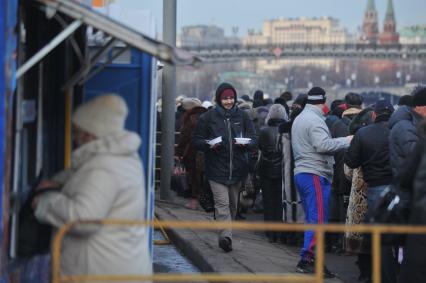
344;165;369;254
35;131;152;281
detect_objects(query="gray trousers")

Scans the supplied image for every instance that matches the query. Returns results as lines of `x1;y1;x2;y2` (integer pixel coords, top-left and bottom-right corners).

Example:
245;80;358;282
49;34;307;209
209;180;241;240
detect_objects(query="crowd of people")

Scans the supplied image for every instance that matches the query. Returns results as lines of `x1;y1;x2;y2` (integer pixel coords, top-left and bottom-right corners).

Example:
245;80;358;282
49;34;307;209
172;83;426;282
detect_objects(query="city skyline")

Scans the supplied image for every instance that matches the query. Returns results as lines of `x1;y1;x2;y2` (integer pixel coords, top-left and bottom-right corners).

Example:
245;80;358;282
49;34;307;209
117;0;426;36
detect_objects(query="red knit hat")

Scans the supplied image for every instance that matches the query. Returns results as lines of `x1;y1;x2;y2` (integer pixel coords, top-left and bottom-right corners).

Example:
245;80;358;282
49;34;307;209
220;89;236;100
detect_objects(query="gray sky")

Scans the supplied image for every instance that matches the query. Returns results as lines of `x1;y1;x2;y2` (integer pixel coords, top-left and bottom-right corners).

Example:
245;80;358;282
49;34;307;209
117;0;425;36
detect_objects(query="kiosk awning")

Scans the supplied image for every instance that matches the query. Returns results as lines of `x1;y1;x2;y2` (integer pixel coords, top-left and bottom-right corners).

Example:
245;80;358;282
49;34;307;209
17;0;200;79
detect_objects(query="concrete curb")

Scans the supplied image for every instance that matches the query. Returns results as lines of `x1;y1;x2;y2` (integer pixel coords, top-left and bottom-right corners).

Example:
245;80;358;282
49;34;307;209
155;204;215;273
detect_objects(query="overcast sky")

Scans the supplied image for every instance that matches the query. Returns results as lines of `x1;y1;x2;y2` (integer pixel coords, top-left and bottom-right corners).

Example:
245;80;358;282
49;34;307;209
116;0;425;36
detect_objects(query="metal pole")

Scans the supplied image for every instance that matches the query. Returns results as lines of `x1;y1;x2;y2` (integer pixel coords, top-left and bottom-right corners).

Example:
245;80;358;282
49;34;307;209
16;20;82;79
160;0;177;200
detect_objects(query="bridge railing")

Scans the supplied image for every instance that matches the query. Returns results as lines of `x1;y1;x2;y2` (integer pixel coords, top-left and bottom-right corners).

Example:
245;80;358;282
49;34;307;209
181;42;426;52
50;220;426;283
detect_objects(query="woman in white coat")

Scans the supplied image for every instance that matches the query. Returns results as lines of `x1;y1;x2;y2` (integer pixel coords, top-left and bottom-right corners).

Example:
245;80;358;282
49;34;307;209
34;94;152;281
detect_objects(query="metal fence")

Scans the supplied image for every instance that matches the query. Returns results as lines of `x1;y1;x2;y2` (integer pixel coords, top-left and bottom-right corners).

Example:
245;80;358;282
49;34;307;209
50;219;426;283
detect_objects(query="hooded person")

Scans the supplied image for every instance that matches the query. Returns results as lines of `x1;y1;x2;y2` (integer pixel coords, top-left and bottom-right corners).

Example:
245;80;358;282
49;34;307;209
33;94;152;281
193;82;257;253
258;104;289;242
253;90;265;108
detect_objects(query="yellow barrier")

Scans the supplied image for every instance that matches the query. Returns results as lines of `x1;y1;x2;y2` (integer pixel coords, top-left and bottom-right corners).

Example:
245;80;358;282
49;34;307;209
153;216;171;245
51;220;426;283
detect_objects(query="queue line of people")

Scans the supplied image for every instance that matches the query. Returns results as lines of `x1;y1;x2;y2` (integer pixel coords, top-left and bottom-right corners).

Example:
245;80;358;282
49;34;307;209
173;83;426;282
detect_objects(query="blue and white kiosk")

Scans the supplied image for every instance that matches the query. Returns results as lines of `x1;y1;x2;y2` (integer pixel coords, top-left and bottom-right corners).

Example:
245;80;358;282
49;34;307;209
0;0;198;281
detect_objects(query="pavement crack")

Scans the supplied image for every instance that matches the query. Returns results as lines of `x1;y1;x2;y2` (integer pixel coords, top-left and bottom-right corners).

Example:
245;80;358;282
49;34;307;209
231;257;255;273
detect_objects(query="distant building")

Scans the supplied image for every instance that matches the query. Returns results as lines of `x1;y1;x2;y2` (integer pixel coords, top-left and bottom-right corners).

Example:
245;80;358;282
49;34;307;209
177;25;240;47
379;0;399;45
360;0;379;44
243;17;349;45
400;25;426;44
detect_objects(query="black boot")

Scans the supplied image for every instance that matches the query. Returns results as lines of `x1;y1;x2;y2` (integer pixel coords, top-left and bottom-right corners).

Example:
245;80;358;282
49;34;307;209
218;237;233;252
357;254;371;282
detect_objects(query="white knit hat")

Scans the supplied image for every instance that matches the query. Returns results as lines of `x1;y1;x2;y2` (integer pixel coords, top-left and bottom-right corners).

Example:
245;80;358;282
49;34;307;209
202;100;213;109
72;94;128;137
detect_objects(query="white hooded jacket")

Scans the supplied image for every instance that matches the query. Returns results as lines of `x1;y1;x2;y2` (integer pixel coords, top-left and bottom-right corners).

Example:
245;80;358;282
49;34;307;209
35;130;152;280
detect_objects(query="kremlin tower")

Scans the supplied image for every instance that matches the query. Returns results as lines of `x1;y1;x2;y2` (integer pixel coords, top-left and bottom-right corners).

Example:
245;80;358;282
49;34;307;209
361;0;379;44
361;0;400;45
379;0;400;44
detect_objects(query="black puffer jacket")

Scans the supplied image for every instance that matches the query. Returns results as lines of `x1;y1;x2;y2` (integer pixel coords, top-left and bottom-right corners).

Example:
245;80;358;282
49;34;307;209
258;119;285;178
345;118;393;187
389;106;422;180
399;143;426;283
193;83;257;185
329;117;351;195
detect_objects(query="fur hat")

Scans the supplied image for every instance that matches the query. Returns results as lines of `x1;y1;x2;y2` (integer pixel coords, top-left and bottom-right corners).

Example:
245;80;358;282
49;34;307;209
72;94;128;137
307;87;326;105
412;86;426;107
175;95;186;106
181;98;202;111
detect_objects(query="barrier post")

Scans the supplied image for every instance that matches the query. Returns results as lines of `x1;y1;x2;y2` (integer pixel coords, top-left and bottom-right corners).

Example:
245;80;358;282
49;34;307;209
372;229;381;283
315;229;324;283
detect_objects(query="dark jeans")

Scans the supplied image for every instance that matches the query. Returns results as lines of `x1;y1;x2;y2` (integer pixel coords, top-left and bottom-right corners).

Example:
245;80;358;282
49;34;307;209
261;177;283;240
367;184;399;283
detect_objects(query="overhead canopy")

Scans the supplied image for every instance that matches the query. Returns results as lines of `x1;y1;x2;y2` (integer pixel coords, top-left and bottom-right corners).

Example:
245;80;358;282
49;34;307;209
36;0;200;66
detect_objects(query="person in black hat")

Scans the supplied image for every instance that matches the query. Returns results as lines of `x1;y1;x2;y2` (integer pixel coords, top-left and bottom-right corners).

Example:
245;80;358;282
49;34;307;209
291;87;352;277
345;99;397;283
398;95;413;107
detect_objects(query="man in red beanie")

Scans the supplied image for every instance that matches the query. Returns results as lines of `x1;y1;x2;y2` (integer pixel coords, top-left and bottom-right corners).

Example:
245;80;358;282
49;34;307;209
193;83;257;252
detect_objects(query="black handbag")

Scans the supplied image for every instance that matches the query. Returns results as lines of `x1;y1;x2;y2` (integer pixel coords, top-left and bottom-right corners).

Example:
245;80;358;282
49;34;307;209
171;159;190;198
17;187;61;257
367;185;411;245
199;179;214;213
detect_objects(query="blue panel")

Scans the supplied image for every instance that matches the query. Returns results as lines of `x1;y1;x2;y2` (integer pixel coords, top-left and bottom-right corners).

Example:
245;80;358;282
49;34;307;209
1;0;18;263
84;50;155;245
0;0;6;245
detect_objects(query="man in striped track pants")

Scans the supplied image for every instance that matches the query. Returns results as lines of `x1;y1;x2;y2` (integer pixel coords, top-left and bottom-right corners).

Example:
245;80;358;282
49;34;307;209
291;87;352;278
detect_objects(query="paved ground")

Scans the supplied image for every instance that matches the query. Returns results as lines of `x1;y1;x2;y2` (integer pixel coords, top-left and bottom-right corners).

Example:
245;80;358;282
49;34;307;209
155;192;360;283
153;230;201;274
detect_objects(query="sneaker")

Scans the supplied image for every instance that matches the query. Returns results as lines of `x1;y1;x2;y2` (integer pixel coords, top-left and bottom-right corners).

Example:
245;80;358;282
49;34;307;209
296;260;336;278
218;237;233;252
296;259;315;274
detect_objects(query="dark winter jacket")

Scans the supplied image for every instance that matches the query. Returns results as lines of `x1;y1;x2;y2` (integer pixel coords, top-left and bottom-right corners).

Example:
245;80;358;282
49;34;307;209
398;143;426;283
193;83;257;185
345;118;393;187
258;119;285;178
328;116;351;195
389;106;422;180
